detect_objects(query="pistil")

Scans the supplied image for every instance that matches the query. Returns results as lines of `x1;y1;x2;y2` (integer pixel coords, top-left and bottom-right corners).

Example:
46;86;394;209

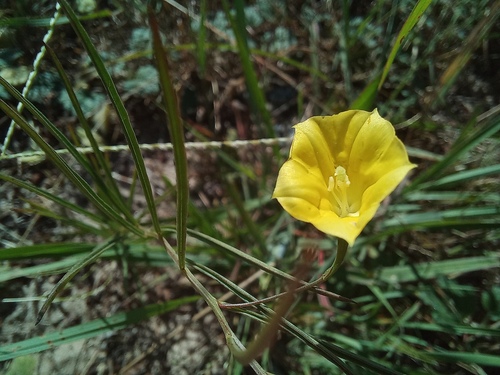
328;166;351;218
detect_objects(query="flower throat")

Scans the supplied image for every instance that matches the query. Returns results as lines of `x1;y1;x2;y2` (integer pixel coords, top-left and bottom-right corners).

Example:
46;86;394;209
328;166;357;218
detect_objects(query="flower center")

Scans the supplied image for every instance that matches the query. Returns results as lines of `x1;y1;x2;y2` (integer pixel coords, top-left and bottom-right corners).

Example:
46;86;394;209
327;166;358;218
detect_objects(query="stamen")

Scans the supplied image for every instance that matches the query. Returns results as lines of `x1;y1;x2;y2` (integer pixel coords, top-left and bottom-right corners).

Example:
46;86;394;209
327;176;335;192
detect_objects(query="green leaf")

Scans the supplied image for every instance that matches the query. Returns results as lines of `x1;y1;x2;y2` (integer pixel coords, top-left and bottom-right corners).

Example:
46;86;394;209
426;350;500;367
350;74;381;111
44;42;134;223
402;322;500;337
0;10;113;28
0;173;104;226
221;0;274;138
196;0;208;75
378;0;433;89
149;10;189;267
377;255;500;284
418;164;500;190
0;243;94;260
408;113;500;190
36;237;119;324
0;257;79;283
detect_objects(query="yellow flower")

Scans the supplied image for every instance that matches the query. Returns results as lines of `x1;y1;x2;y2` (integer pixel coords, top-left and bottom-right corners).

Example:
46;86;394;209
273;109;416;246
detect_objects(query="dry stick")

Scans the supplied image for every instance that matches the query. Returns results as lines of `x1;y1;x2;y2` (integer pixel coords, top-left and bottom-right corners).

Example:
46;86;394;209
1;137;292;162
233;248;314;365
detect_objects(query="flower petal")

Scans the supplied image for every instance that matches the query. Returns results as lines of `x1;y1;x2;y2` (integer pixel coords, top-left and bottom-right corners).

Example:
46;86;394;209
310;211;363;246
360;163;416;211
273;159;328;222
307;111;371;168
292;120;334;183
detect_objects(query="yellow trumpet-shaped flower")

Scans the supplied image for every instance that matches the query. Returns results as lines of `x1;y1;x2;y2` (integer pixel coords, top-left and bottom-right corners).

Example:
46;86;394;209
273;109;416;246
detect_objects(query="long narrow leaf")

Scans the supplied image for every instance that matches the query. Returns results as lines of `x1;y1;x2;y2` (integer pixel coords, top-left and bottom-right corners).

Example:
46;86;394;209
0;258;78;283
408;114;500;189
0;243;93;260
435;0;500;102
402;322;500;337
0;76;93;174
36;237;119;324
0;10;113;28
418;163;500;190
149;10;189;268
196;0;208;75
221;0;274;138
426;350;500;367
377;254;500;284
0;173;104;225
167;227;298;283
44;42;135;223
378;0;433;89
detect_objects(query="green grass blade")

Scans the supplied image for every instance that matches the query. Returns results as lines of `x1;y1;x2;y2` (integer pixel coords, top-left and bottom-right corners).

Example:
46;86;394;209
350;74;381;110
406;191;500;203
435;0;500;104
315;339;403;375
221;0;274;138
36;237;119;324
337;0;353;101
0;100;143;237
0;243;94;260
0;257;79;283
426;350;500;367
377;254;500;284
380;206;500;235
0;173;104;225
162;175;220;239
166;227;298;283
44;42;135;223
0;76;93;173
0;296;198;361
187;261;356;374
408;113;500;190
58;0;160;235
0;242;174;271
149;10;189;267
0;10;113;28
196;0;208;75
374;302;422;347
418;164;500;190
378;0;433;89
23;201;104;235
213;268;401;375
402;322;500;337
